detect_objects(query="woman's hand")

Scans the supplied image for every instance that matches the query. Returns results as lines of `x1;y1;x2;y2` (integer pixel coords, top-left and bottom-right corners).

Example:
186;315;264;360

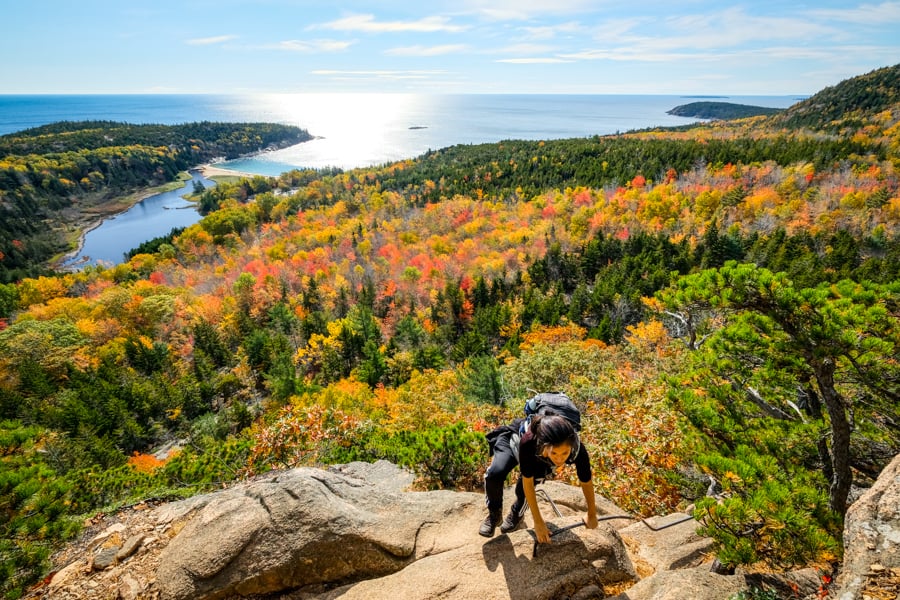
534;520;551;543
523;476;551;543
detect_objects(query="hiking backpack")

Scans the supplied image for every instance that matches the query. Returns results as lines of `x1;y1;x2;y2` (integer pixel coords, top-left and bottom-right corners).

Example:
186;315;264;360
523;391;581;431
510;392;582;464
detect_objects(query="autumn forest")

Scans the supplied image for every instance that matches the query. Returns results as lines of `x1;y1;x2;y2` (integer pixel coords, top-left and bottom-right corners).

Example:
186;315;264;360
1;65;899;596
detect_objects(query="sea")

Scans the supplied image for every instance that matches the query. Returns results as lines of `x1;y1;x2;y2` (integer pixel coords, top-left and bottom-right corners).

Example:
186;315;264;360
2;93;800;266
0;93;801;174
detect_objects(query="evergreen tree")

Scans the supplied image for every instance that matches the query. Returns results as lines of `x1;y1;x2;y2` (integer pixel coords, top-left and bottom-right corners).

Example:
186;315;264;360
458;355;504;406
659;263;899;567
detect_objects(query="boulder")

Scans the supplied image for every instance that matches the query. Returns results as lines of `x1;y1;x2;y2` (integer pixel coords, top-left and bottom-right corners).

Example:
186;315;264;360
607;517;822;600
607;564;746;600
156;461;636;600
313;524;634;600
116;574;144;600
115;534;144;561
47;559;87;594
619;512;713;573
91;547;118;571
833;452;900;600
158;460;476;599
535;480;633;530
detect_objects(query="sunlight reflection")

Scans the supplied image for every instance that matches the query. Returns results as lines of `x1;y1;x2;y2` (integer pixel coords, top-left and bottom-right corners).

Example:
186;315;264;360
251;93;427;169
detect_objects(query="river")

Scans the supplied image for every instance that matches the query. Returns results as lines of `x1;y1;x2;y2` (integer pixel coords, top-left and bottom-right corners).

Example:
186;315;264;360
64;170;214;268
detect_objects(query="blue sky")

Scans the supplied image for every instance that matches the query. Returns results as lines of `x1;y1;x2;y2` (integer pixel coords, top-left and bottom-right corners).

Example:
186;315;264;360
3;0;899;95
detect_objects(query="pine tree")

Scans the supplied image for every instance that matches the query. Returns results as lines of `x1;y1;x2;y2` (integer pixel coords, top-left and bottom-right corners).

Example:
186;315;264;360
659;262;899;567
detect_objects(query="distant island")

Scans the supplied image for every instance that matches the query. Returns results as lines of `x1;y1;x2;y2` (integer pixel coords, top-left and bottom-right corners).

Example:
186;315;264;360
667;101;784;120
408;125;428;130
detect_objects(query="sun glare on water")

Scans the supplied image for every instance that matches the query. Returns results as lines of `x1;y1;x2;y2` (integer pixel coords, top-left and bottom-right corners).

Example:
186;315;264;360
252;93;429;169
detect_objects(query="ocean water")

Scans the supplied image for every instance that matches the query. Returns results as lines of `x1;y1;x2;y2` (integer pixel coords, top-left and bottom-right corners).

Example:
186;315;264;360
0;93;800;174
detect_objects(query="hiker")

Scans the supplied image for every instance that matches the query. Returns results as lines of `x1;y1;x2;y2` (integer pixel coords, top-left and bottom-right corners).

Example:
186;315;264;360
479;412;598;543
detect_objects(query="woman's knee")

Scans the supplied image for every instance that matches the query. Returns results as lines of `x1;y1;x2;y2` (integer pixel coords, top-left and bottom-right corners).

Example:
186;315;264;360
485;454;517;482
485;462;510;481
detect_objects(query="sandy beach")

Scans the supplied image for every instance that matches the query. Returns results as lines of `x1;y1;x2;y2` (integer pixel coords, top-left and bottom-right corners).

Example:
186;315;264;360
199;164;259;179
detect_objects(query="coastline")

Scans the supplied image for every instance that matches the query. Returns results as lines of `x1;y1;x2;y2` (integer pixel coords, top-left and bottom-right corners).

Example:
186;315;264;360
52;173;197;270
56;221;104;270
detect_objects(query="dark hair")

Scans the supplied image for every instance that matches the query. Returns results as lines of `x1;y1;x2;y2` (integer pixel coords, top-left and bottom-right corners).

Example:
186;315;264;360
530;414;579;455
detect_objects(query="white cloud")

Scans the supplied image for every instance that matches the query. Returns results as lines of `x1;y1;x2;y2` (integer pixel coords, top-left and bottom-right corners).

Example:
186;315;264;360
496;57;574;64
459;0;598;20
311;69;447;80
385;44;469;56
313;13;467;33
586;18;644;43
186;35;237;46
658;7;838;48
808;1;900;25
520;21;585;40
559;6;844;65
731;46;838;61
495;43;559;55
271;39;353;53
562;39;899;69
560;48;704;62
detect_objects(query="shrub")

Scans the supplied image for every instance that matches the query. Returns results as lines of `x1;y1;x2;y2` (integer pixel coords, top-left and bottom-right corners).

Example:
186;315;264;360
326;422;485;490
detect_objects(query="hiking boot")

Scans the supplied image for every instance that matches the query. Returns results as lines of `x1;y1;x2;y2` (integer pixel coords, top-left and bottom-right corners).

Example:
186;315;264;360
500;503;527;533
479;510;501;537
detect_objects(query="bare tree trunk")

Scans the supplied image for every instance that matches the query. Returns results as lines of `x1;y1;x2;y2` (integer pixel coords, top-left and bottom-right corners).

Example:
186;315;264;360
814;359;852;515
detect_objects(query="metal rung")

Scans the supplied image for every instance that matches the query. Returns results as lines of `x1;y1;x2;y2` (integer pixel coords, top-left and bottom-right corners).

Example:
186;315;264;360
535;488;562;517
534;487;695;536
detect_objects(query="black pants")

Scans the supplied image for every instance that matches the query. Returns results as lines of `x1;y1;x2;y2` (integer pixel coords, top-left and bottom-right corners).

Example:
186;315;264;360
484;429;552;514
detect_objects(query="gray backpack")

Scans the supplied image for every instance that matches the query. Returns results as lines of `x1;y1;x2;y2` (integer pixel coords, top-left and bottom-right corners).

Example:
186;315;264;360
524;392;581;430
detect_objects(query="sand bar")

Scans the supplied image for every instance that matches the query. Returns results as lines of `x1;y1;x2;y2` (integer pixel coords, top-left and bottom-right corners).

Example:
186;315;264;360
199;164;260;179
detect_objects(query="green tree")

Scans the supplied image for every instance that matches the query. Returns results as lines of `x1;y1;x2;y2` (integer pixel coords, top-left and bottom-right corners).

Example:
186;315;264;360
458;355;505;405
659;262;899;567
0;421;80;598
0;318;85;392
0;283;17;319
337;423;485;490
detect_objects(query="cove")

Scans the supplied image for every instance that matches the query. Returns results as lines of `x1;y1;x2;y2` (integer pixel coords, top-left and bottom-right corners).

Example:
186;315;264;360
65;170;214;268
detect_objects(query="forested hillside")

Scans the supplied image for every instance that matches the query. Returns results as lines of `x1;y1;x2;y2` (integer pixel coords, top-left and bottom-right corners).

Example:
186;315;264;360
0;121;311;283
774;63;900;131
1;66;899;597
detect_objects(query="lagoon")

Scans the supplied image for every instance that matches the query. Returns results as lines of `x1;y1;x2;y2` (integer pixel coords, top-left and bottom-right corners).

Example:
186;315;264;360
64;171;214;268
